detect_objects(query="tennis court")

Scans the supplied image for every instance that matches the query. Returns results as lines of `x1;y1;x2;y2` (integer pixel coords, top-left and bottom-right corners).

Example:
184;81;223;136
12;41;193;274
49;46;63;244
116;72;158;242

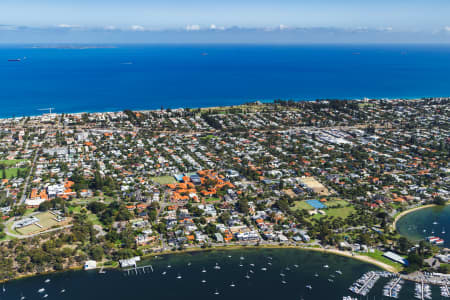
305;199;327;209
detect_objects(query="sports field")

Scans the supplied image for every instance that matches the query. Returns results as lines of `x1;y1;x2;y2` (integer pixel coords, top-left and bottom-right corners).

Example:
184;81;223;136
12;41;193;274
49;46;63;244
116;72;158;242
151;176;176;185
16;211;68;235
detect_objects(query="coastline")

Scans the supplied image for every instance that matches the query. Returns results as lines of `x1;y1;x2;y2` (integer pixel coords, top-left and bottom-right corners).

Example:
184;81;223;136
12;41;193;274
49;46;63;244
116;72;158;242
392;203;449;232
146;245;400;273
0;97;433;120
0;244;398;284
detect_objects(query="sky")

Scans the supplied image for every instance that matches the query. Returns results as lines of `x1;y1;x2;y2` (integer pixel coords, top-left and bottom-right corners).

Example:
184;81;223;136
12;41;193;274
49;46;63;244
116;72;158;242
1;0;450;43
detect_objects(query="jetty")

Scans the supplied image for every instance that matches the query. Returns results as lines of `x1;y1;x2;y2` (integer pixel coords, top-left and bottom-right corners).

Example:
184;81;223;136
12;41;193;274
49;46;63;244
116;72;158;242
349;271;381;296
414;281;432;300
383;276;403;298
440;283;450;298
124;264;154;275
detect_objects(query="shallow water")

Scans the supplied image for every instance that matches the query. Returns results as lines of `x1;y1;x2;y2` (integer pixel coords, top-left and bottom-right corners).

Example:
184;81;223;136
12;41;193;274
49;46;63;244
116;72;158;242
396;205;450;247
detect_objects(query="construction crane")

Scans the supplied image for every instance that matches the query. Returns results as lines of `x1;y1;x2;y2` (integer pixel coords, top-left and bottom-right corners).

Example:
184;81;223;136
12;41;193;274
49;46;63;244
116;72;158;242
38;108;55;114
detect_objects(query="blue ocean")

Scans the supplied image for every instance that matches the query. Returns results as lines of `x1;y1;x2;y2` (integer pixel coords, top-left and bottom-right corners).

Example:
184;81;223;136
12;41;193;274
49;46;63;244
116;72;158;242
1;44;450;118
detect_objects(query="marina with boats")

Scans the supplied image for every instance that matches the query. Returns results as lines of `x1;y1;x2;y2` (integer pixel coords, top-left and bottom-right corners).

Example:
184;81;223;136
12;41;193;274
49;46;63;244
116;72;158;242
382;276;404;298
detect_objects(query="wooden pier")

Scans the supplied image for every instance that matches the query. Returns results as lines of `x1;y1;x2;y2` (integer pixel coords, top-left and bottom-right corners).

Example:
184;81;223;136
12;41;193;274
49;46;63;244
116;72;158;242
124;264;154;275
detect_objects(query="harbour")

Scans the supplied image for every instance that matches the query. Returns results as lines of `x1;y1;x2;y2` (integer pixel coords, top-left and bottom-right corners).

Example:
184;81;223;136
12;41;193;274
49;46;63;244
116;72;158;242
0;249;443;300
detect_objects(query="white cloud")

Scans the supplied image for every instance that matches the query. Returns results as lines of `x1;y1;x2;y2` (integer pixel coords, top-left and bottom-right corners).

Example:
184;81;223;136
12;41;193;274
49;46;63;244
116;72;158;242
57;24;80;28
130;25;145;31
104;25;116;31
279;24;289;30
444;26;450;32
186;24;200;31
209;24;226;30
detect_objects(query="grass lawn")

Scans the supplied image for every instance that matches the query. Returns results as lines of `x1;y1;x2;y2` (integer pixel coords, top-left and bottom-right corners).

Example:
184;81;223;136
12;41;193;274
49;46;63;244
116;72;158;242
0;159;28;166
293;200;314;211
71;196;115;204
151;176;176;185
7;222;21;235
4;167;28;179
325;199;350;208
68;206;82;214
24;208;36;216
205;197;220;202
312;206;356;220
294;198;355;220
87;213;101;225
361;249;403;271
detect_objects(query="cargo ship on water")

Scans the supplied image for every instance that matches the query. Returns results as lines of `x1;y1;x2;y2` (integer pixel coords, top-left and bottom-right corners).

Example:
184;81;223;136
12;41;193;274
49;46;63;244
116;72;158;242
8;58;21;62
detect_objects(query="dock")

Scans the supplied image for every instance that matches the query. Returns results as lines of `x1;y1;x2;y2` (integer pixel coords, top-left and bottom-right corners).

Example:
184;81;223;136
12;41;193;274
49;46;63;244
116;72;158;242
349;271;381;296
124;264;153;275
440;283;450;298
384;277;402;298
357;272;376;294
414;280;432;300
388;277;401;296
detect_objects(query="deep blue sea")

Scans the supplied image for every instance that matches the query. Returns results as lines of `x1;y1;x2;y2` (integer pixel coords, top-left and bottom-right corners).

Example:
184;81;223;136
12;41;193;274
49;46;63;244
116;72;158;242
1;44;450;118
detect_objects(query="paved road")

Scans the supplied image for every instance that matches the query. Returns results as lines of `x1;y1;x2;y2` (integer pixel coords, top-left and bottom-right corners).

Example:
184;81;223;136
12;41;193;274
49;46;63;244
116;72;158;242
3;220;72;239
19;149;38;205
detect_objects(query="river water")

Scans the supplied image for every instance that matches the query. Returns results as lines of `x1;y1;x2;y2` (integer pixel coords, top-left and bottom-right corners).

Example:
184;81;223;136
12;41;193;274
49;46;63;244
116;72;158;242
1;248;430;300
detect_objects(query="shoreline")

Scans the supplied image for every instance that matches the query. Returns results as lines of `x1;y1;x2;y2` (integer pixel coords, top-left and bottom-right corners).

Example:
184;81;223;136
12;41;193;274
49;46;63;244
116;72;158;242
392;203;449;231
0;244;398;284
0;97;436;120
145;245;399;273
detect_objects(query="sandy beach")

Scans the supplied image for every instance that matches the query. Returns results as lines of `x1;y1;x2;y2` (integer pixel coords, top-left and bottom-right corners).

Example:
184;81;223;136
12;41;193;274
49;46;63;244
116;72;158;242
392;203;449;231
